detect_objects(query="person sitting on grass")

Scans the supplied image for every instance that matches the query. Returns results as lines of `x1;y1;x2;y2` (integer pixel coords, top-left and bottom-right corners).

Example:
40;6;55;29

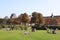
24;30;29;35
6;26;11;31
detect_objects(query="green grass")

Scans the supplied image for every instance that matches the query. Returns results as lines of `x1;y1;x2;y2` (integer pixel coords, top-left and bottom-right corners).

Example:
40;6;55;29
0;29;60;40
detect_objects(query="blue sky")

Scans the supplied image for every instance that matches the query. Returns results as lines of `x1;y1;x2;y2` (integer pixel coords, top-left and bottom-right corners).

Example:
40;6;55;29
0;0;60;18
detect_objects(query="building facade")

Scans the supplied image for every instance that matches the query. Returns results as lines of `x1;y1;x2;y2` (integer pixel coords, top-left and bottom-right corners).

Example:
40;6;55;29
44;14;60;26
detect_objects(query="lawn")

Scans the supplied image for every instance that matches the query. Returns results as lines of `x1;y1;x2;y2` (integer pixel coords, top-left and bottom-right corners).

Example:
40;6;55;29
0;29;60;40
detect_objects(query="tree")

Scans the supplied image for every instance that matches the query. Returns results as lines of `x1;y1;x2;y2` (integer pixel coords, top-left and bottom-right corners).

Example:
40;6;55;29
21;13;30;25
38;13;45;24
19;13;30;30
3;16;9;24
0;18;4;24
14;18;21;24
31;12;44;24
8;13;17;24
31;12;45;31
10;13;17;19
18;14;23;24
8;19;15;24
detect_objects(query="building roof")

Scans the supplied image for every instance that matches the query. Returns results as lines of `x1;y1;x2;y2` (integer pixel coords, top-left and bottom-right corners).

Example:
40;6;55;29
44;15;60;18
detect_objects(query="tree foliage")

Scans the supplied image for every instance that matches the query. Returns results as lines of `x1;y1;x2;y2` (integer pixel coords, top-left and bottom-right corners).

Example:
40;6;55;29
31;12;44;24
8;12;44;25
8;13;17;24
10;13;17;19
21;13;30;25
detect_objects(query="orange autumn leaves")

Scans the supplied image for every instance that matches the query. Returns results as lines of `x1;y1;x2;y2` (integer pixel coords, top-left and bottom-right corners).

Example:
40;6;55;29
8;12;44;25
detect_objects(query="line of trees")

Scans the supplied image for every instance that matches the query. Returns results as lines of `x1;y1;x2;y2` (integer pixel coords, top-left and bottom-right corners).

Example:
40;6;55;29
0;12;60;30
7;12;45;26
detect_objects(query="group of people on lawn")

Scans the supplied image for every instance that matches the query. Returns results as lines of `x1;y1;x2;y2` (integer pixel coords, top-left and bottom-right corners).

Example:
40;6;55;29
6;24;57;34
47;26;57;34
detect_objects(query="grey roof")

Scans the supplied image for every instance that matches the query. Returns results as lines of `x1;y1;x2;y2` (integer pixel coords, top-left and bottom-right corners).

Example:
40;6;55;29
44;15;60;18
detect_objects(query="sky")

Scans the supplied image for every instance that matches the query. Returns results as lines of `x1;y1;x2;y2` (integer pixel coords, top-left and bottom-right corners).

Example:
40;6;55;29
0;0;60;18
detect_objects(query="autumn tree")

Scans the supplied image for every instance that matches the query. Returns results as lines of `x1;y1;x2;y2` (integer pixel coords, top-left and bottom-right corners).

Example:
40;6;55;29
14;14;23;24
31;12;38;23
21;13;30;25
31;12;44;24
8;13;17;24
20;13;30;30
31;12;45;31
18;14;23;24
38;13;45;24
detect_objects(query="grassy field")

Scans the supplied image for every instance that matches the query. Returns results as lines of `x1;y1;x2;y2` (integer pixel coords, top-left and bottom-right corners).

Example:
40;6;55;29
0;29;60;40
